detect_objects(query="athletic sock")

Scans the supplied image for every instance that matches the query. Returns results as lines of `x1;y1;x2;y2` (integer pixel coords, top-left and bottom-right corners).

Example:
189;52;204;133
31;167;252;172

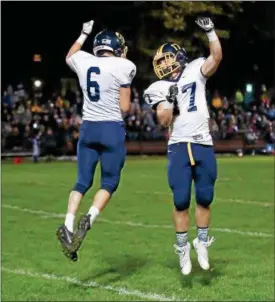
65;213;75;233
176;231;188;247
197;227;209;242
88;206;100;226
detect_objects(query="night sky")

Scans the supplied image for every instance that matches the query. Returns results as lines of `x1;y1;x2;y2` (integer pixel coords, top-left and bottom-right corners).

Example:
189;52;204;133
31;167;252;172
2;1;275;96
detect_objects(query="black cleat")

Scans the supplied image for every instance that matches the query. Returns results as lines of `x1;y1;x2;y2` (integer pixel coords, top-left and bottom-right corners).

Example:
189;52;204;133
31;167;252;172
56;224;78;262
72;214;91;253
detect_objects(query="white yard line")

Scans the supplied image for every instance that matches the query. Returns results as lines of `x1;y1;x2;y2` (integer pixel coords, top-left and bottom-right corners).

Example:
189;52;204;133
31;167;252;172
2;204;273;238
1;267;183;301
135;191;274;207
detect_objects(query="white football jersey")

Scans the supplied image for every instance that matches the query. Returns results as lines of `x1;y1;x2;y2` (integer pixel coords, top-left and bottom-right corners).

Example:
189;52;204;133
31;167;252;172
144;57;213;146
67;50;136;122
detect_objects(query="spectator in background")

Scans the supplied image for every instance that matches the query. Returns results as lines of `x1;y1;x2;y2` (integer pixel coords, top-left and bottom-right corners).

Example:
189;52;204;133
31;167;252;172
222;96;229;110
72;129;79;154
211;90;222;112
235;89;244;107
244;125;258;155
130;90;141;116
56;94;70;109
260;84;270;106
5;126;22;150
264;124;275;154
15;83;26;99
225;114;238;139
244;85;254;110
209;117;220;140
1;81;275;156
2;85;14;109
22;125;32;149
267;104;275;121
31;100;43;113
41;128;57;161
32;134;40;163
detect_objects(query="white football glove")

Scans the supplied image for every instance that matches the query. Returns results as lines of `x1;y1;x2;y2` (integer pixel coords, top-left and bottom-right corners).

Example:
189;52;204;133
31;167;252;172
195;17;214;33
82;20;94;35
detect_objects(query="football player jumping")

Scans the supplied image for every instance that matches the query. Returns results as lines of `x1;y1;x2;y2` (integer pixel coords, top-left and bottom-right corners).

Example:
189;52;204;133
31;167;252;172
144;17;222;275
56;20;136;261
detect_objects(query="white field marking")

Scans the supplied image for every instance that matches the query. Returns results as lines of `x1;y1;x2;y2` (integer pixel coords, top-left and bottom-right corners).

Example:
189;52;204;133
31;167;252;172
2;204;273;238
135;190;274;207
1;267;184;301
2;204;64;218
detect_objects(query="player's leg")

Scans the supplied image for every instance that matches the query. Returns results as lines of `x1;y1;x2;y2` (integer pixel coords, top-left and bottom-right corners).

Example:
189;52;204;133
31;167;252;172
67;142;100;226
96;121;126;210
192;143;217;270
57;141;99;260
57;122;100;260
72;122;126;252
168;143;193;275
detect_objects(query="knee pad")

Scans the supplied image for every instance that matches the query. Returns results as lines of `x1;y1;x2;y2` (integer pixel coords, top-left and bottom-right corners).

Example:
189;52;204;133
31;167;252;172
195;186;214;208
173;188;191;211
73;182;91;196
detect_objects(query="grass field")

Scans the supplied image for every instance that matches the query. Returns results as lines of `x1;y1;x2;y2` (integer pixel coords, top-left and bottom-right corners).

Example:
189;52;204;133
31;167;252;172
1;156;274;301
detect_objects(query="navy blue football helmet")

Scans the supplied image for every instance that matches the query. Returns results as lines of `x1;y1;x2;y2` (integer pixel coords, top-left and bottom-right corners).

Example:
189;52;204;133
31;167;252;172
153;43;188;79
93;30;128;58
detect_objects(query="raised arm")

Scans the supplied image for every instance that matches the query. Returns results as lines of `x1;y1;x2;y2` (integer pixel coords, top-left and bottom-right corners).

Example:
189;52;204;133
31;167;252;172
195;17;223;78
65;20;94;63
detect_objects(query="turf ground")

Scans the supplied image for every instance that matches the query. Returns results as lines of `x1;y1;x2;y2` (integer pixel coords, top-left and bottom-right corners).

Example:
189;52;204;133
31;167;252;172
1;156;274;301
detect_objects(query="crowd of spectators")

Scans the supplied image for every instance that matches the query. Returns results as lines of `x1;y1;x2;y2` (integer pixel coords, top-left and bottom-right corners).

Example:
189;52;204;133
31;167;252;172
2;81;275;157
208;86;275;144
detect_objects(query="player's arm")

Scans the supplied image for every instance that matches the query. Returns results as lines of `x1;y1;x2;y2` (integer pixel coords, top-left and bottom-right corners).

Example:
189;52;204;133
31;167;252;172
120;87;131;113
156;102;174;128
146;84;178;128
65;20;94;64
119;64;137;113
195;17;222;78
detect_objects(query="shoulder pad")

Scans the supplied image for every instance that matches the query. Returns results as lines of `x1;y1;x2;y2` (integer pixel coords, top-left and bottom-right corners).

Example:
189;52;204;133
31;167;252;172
143;81;171;108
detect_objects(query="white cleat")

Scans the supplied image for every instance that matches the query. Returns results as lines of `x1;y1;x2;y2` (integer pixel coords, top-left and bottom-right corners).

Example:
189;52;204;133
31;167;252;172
173;242;192;275
193;236;215;270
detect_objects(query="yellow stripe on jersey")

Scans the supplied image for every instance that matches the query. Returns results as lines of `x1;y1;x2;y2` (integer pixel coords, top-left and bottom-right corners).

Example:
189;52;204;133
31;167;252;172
187;142;195;166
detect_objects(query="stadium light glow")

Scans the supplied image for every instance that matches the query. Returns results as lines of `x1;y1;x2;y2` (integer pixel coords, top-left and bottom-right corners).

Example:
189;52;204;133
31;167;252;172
34;80;42;88
245;83;253;93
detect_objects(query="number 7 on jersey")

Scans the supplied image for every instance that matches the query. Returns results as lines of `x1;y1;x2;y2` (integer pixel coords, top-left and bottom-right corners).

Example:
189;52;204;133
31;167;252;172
182;82;197;112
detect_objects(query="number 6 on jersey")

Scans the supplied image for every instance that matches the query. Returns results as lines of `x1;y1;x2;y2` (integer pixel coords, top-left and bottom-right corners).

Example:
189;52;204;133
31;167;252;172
87;66;100;102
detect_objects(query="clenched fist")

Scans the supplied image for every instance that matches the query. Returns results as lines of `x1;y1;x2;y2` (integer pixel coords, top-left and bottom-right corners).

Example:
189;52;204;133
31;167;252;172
82;20;94;35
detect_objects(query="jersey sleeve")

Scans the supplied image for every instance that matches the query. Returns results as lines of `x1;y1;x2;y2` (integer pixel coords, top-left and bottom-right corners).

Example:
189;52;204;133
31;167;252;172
191;57;207;81
143;81;168;109
117;60;137;88
66;50;92;73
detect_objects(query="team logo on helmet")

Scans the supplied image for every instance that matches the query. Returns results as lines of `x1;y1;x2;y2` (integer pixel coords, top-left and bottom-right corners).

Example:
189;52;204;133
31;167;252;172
93;30;128;58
